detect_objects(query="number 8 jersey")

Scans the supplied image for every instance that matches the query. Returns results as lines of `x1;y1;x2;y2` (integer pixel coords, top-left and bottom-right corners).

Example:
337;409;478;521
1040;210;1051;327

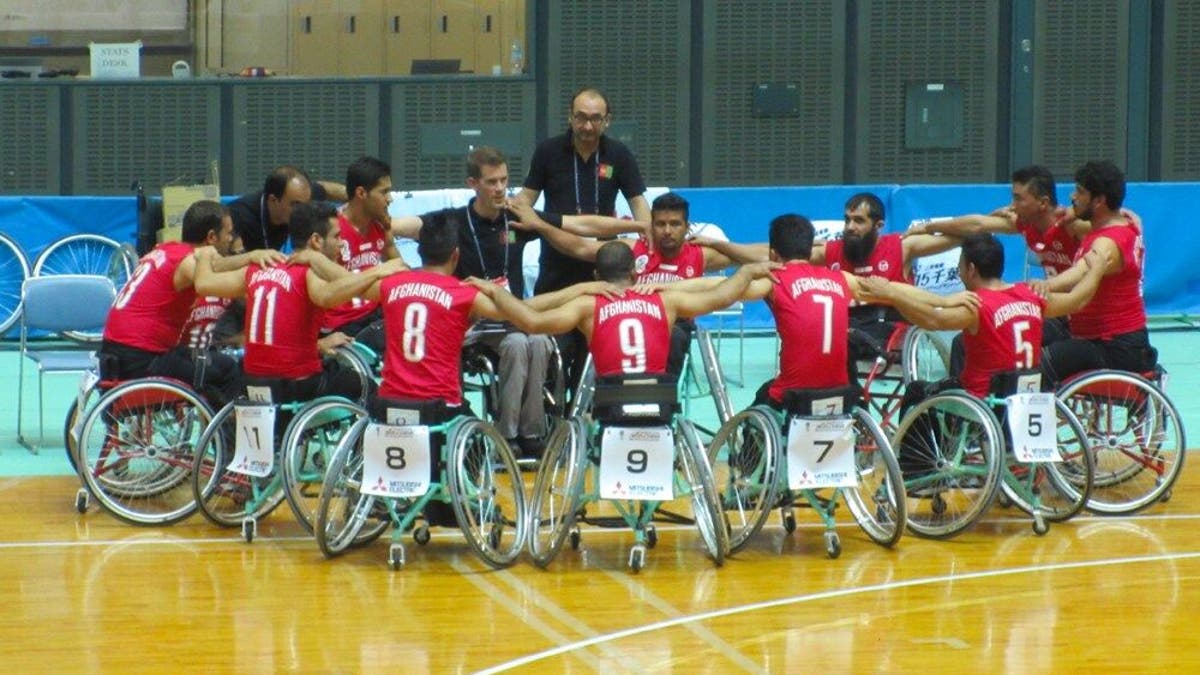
590;292;671;376
378;270;479;404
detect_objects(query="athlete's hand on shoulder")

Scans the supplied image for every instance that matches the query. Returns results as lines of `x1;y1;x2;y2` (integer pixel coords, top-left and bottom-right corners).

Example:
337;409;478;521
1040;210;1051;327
581;280;622;300
246;248;286;267
374;257;409;276
989;205;1018;222
939;290;981;311
905;221;931;236
688;234;720;247
740;260;782;282
288;249;322;267
463;276;501;297
1028;279;1051;299
317;332;353;356
504;198;538;229
193;245;218;261
857;275;892;299
629;282;664;295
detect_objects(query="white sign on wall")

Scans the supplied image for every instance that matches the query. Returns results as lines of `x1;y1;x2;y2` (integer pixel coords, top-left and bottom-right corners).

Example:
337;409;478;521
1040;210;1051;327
89;41;142;79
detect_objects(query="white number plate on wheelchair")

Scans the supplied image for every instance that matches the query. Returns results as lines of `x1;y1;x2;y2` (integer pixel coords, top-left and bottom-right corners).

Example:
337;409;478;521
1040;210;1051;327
1005;392;1060;462
361;423;432;498
786;417;856;489
229;405;276;477
599;426;674;501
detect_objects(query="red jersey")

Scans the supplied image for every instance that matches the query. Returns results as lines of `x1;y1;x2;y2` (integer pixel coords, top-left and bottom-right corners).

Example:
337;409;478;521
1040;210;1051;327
323;214;389;330
179;296;232;349
960;284;1046;398
243;264;322;379
1069;224;1146;339
631;239;706;284
378;270;479;404
1015;216;1077;276
823;233;907;282
104;242;196;354
590;293;671;376
766;263;851;402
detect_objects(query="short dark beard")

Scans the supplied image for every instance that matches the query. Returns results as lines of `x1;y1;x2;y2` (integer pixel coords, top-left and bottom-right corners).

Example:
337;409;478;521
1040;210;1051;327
843;228;878;266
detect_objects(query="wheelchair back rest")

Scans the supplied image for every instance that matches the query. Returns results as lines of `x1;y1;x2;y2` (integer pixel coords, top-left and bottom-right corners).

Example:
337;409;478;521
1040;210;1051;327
244;377;309;406
781;384;861;419
989;369;1047;397
370;397;461;427
592;374;679;426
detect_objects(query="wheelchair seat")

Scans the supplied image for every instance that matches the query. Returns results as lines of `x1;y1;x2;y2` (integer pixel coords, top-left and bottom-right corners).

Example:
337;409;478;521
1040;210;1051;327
592;374;680;426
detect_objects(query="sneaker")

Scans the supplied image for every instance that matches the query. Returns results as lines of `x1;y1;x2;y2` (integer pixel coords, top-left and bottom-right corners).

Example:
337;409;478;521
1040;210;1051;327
423;500;458;528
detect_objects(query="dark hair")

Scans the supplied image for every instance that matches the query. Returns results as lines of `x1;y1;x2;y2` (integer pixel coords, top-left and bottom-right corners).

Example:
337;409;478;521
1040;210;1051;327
961;232;1005;279
1011;165;1057;207
288;201;338;250
1074;160;1125;210
569;86;612;117
262;165;312;200
466;146;507;179
346;156;391;199
844;192;885;223
595;241;635;282
181;200;226;244
768;213;816;261
417;217;458;266
651;192;689;222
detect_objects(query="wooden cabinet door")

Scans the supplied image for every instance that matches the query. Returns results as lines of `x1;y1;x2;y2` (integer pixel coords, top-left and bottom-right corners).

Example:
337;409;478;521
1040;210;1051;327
384;0;432;75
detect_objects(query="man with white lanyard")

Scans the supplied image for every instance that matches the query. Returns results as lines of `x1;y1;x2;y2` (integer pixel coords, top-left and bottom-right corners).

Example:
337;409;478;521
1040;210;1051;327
392;147;555;458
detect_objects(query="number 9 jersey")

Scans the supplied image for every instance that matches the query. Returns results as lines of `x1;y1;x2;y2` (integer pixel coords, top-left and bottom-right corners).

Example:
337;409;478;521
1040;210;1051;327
590;292;671;376
378;270;480;405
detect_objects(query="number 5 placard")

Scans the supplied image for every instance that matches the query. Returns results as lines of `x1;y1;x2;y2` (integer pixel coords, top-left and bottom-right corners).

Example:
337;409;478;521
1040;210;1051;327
361;423;432;498
1005;392;1060;462
599;426;674;500
786;417;856;489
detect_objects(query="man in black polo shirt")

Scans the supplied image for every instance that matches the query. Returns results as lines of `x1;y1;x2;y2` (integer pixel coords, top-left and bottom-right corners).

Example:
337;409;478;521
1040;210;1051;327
229;165;347;253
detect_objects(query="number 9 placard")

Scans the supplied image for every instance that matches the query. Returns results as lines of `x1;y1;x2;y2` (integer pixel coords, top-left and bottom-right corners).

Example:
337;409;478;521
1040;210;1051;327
599;426;674;500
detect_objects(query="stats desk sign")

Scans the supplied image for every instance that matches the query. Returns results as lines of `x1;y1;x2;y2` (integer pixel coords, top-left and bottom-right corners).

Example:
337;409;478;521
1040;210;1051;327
89;41;142;79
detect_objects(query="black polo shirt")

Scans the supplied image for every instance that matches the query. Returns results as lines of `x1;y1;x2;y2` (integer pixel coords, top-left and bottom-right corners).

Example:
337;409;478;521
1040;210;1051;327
419;198;557;299
523;129;646;293
229;182;331;252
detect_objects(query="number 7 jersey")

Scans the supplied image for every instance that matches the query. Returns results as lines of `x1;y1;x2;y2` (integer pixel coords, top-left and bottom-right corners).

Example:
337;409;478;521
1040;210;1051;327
766;262;851;402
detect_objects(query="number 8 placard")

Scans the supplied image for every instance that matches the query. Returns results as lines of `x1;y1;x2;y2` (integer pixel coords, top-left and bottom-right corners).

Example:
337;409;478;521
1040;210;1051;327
361;423;432;498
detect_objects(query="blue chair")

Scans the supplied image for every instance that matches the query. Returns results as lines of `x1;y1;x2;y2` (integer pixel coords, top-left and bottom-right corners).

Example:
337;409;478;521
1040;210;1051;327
17;274;115;452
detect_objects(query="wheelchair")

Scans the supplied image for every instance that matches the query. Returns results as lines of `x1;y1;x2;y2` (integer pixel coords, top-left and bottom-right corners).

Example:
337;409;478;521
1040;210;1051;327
893;370;1094;538
527;374;728;573
314;398;527;570
1056;367;1185;515
707;385;906;558
854;322;952;434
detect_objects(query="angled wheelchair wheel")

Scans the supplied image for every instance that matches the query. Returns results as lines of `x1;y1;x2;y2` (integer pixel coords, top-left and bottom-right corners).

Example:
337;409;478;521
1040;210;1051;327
706;406;780;554
280;397;367;533
191;402;286;528
447;417;528;568
76;378;214;525
843;407;906;548
677;419;728;566
329;346;376;406
1000;398;1094;523
528;418;587;568
0;232;30;336
894;391;1003;539
1057;370;1186;514
315;417;379;558
901;327;952;384
33;234;134;342
64;375;104;477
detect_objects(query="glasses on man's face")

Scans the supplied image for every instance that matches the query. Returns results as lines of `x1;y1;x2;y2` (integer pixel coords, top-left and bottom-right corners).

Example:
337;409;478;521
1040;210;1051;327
570;113;609;126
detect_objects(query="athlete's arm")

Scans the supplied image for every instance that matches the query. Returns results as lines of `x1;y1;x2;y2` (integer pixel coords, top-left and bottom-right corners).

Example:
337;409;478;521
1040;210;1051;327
468;279;590;335
290;248;351;281
1044;250;1107;318
664;262;779;320
308;258;407;308
859;277;977;332
523;280;621;311
192;247;248;298
908;214;1018;237
211;248;287;273
390;215;423;239
693;237;769;265
901;232;963;264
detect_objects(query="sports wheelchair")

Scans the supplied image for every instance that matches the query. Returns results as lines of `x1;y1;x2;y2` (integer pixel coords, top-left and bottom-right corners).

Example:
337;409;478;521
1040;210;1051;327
707;385;906;558
527;374;728;573
854;322;953;434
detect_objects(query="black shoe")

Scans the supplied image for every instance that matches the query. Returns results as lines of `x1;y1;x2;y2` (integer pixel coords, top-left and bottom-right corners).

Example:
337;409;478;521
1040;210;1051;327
423;500;458;528
517;436;545;459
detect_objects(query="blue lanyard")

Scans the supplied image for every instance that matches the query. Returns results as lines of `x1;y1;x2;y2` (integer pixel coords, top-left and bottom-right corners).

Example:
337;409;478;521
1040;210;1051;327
572;147;601;215
464;202;509;279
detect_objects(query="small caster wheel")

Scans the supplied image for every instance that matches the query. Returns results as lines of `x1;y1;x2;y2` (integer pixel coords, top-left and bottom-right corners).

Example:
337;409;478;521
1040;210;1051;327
488;523;503;550
645;524;658;549
628;544;646;573
1160;490;1172;504
241;517;256;543
931;493;947;515
824;531;841;559
1032;515;1049;536
781;507;796;534
388;543;405;570
413;525;431;545
569;526;581;550
75;488;89;514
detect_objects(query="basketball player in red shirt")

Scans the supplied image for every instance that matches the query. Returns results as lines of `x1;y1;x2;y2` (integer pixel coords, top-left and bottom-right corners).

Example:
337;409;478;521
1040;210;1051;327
194;201;406;403
100;200;282;405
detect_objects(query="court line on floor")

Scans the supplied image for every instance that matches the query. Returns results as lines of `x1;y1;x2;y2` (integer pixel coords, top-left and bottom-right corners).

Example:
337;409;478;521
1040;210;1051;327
474;549;1200;674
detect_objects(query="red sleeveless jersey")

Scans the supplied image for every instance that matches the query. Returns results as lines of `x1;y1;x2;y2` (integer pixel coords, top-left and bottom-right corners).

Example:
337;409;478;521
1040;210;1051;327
590;293;671;376
960;284;1046;397
243;264;323;379
179;296;232;349
767;263;851;402
1015;216;1077;276
378;270;479;404
631;239;706;284
104;241;196;354
823;233;906;281
323;214;389;330
1068;224;1146;339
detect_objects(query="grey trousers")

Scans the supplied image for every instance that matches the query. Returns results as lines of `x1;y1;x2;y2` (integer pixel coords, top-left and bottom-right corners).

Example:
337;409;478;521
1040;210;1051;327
465;328;553;439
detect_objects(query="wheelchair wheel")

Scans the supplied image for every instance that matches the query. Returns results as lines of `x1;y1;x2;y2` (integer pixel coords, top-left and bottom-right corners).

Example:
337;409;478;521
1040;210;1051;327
677;419;728;565
329;345;376;406
1000;398;1094;523
315;417;379;558
706;407;780;554
901;327;951;384
1057;370;1186;514
76;378;214;525
64;375;103;477
280;397;367;534
0;232;29;336
33;234;134;342
843;407;906;547
528;418;587;568
191;402;287;528
894;391;1003;539
446;417;527;568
